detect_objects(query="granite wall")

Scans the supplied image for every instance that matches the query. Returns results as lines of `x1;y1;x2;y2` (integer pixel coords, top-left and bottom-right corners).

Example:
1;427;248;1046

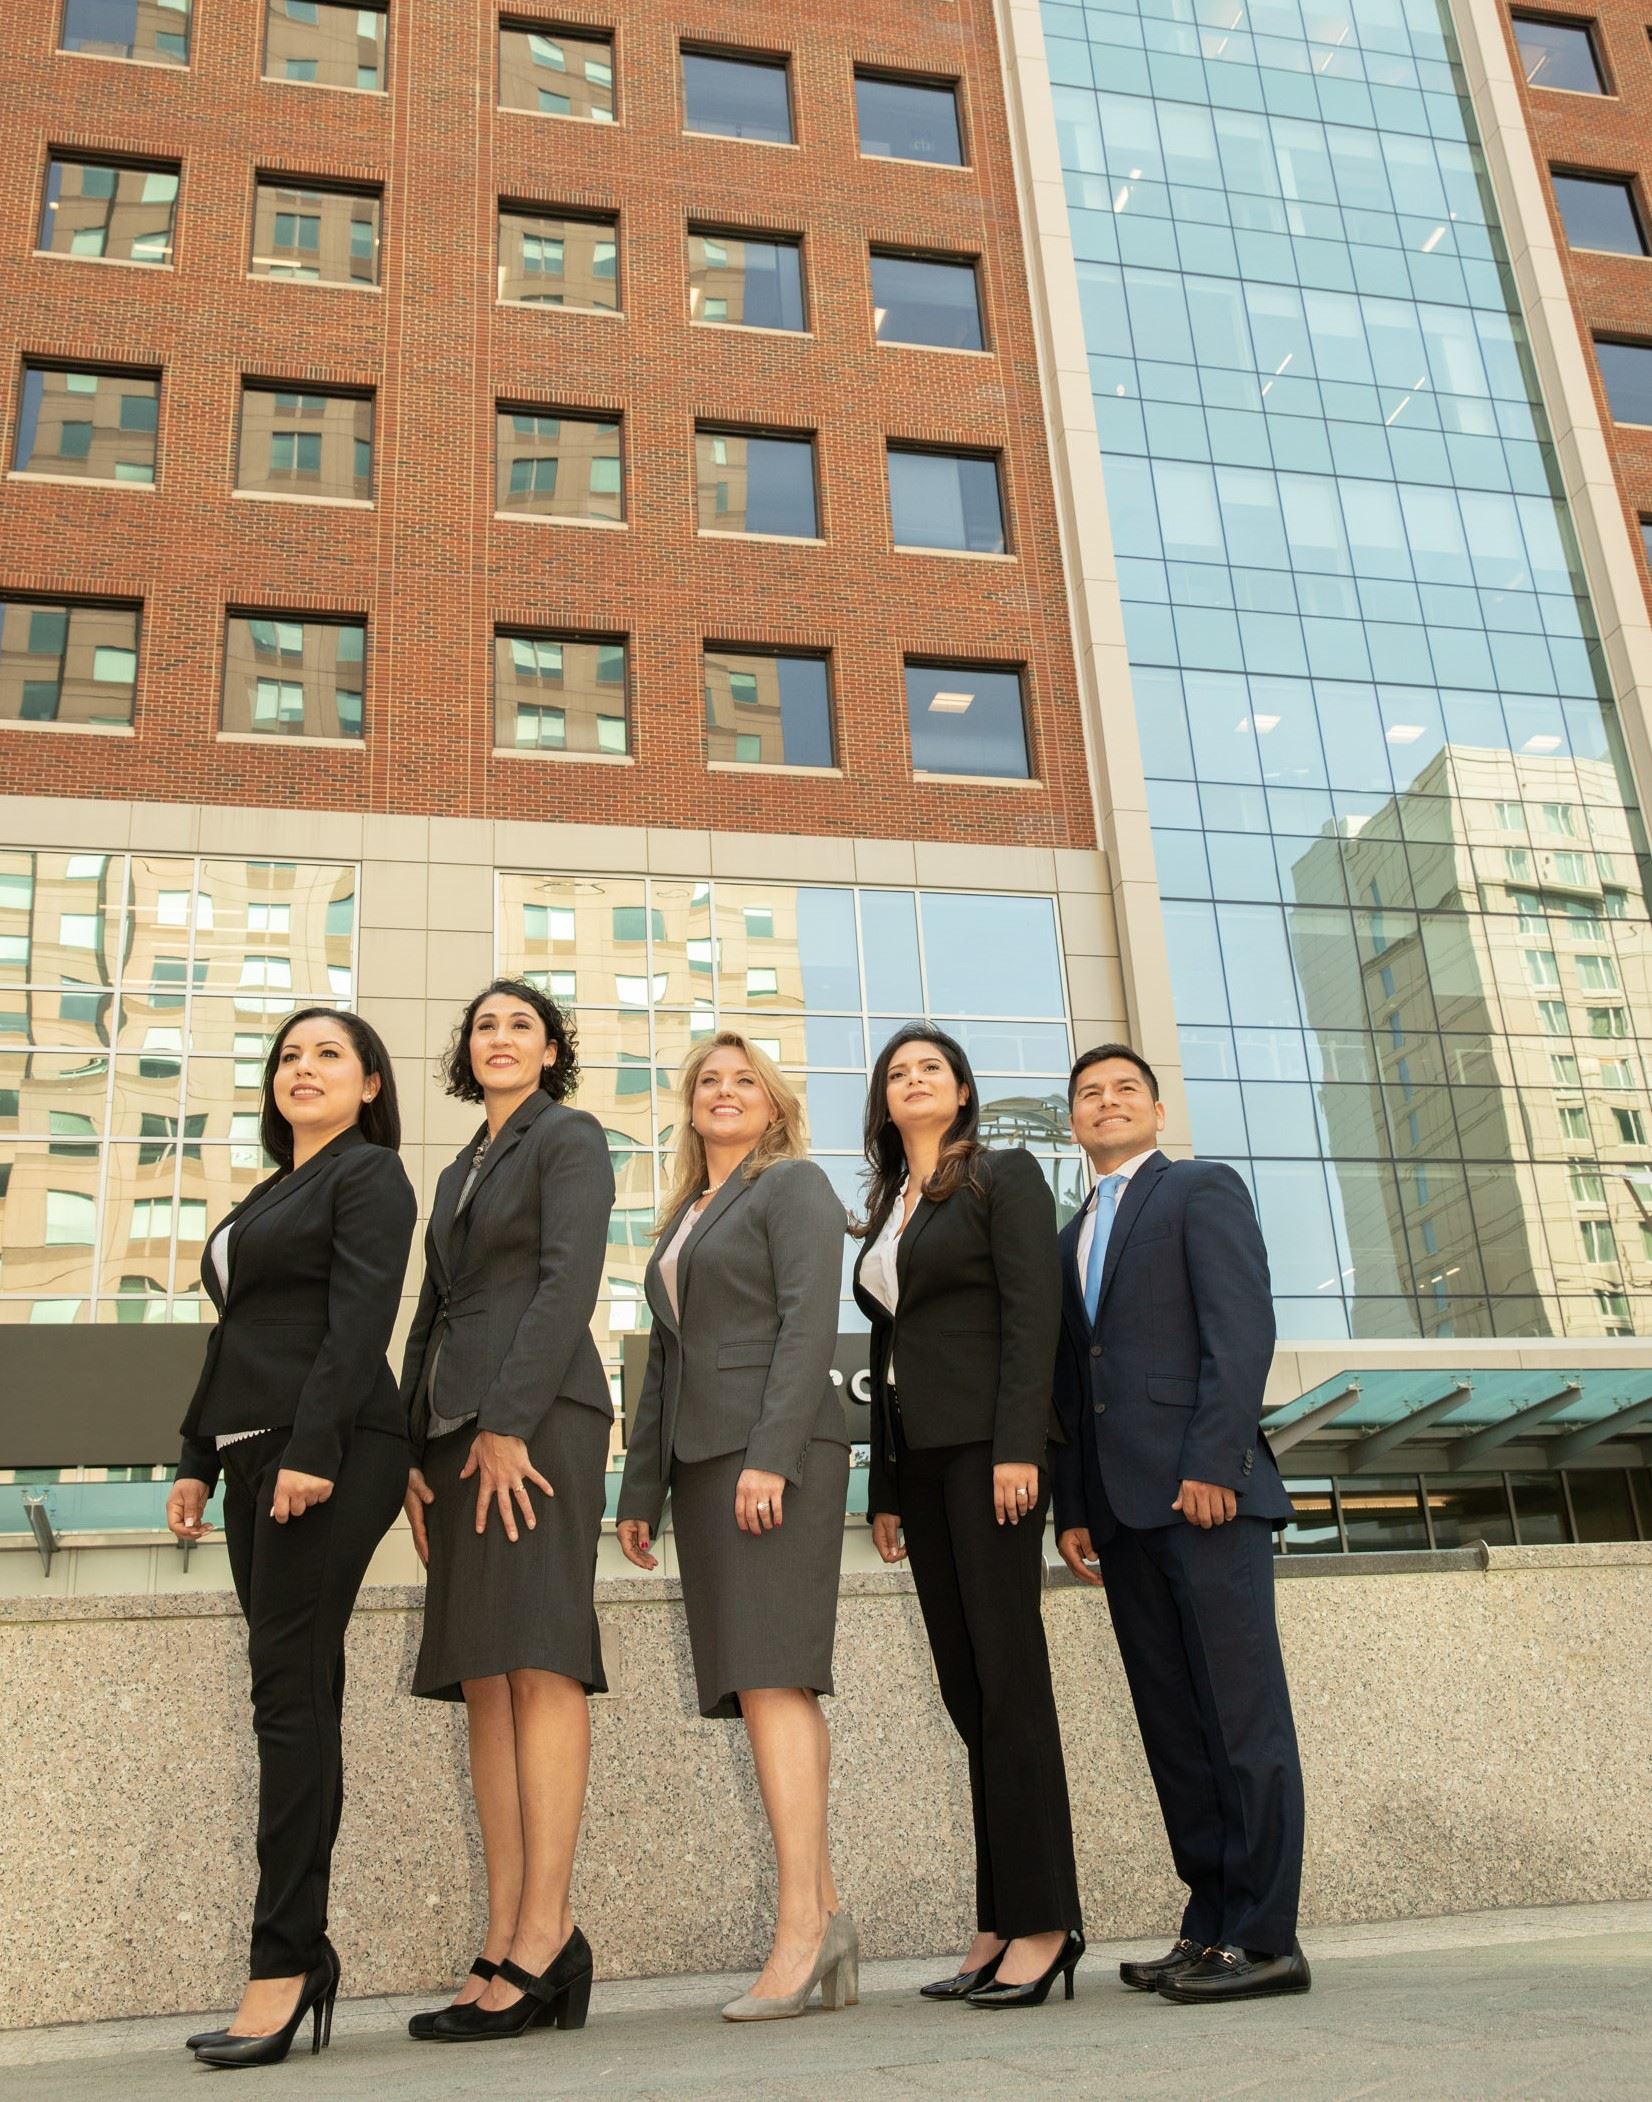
5;1544;1649;2030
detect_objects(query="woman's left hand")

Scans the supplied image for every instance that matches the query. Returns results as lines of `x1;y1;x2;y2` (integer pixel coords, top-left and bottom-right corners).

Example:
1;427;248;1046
271;1469;334;1523
992;1462;1040;1527
735;1468;787;1534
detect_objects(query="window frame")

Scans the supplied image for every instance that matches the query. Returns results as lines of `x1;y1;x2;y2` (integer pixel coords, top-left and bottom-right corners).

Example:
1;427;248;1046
869;244;988;354
701;644;837;771
261;0;389;96
902;656;1036;784
1548;165;1649;255
1509;11;1611;95
679;43;796;147
498;17;618;125
494;403;627;526
37;151;182;269
57;0;192;68
693;422;822;542
1593;335;1652;426
219;609;369;743
492;626;632;761
852;65;967;168
12;360;163;489
497;201;622;314
249;174;383;289
233;381;376;505
686;222;808;334
0;594;142;734
886;442;1010;557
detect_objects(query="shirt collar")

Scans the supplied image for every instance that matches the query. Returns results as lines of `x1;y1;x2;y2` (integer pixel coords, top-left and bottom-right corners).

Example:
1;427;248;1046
1087;1148;1159;1210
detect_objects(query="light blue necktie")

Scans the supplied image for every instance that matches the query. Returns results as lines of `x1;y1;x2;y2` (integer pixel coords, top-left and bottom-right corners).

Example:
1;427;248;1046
1082;1175;1125;1324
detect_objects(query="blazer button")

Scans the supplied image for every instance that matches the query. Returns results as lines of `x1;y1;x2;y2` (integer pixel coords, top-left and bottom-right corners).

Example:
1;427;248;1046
1092;1400;1106;1415
1090;1344;1102;1358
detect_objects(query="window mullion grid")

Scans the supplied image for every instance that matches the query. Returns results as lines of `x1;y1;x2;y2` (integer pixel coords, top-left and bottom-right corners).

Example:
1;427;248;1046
86;851;129;1328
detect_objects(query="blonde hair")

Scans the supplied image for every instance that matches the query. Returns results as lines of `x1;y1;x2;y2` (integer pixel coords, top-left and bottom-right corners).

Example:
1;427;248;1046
656;1031;809;1233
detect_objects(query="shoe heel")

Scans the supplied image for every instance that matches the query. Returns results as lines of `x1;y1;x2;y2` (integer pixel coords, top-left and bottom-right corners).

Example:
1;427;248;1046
311;1999;324;2056
323;1986;336;2049
821;1952;858;2011
553;1972;591;2031
1063;1964;1076;2002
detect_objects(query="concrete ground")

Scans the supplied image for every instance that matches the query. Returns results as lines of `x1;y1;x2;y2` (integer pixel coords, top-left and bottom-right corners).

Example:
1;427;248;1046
3;1903;1647;2101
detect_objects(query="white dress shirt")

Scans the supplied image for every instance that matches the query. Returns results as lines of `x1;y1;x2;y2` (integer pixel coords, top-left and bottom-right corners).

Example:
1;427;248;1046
859;1187;911;1384
1075;1147;1160;1284
210;1222;275;1451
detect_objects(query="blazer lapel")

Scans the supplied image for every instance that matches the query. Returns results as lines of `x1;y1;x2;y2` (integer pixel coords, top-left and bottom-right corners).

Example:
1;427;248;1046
675;1163;755;1316
428;1151;470;1287
224;1128;362;1271
644;1193;697;1336
1093;1151;1171;1323
893;1193;940;1291
1058;1207;1087;1349
457;1091;548;1229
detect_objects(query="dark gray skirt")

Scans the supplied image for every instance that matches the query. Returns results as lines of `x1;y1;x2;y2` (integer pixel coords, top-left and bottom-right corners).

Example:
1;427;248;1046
411;1401;610;1700
669;1440;850;1720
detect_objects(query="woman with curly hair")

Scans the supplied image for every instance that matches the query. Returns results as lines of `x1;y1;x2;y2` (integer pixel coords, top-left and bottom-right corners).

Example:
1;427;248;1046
398;979;615;2042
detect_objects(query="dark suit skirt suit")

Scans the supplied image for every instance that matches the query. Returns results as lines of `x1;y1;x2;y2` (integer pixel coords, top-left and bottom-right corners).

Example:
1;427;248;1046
401;1094;618;1700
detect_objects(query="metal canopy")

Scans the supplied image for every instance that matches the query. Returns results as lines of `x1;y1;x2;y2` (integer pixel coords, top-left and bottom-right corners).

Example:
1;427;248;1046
1264;1368;1652;1475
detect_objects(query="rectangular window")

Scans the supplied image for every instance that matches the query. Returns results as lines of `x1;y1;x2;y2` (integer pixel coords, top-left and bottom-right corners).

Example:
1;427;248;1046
496;409;623;520
1587;1005;1628;1036
1558;1104;1590;1140
1581;1218;1618;1264
1595;339;1652;426
1551;170;1647;254
499;23;614;122
854;70;963;165
1568;1159;1605;1203
871;249;983;350
222;614;365;738
1536;998;1569;1035
905;660;1030;779
60;0;190;65
39;156;179;266
263;0;385;92
681;48;792;143
237;385;373;501
1511;13;1606;92
251;179;380;284
498;209;618;310
15;365;158;485
1522;948;1561;989
1577;951;1620;990
1550;850;1591;885
703;649;833;767
687;228;804;330
695;427;818;538
1;599;139;727
494;630;628;756
888;447;1005;554
1613;1108;1646;1144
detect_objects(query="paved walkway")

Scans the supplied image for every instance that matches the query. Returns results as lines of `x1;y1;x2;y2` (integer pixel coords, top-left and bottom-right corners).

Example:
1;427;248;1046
4;1903;1647;2100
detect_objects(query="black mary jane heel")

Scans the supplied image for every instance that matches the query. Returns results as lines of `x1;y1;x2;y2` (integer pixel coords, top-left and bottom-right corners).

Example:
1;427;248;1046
966;1930;1086;2008
192;1951;340;2067
430;1927;593;2041
408;1955;501;2040
919;1945;1006;2000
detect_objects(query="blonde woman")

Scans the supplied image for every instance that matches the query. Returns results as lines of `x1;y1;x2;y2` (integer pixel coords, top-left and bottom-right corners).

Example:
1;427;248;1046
616;1032;856;2022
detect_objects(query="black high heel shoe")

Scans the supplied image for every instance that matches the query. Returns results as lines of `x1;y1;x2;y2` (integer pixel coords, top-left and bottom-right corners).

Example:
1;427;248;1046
966;1930;1085;2008
193;1951;340;2067
408;1956;501;2040
919;1945;1006;2000
187;1939;339;2053
431;1927;593;2041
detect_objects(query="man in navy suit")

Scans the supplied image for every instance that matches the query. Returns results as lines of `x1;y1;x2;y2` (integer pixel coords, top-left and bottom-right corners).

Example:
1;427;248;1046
1051;1044;1309;2003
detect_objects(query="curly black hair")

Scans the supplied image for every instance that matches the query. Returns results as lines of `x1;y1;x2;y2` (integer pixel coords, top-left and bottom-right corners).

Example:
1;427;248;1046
440;977;581;1104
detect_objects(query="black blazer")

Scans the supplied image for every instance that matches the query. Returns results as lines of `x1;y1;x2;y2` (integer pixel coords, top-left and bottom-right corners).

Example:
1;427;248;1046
851;1146;1061;1520
400;1092;615;1456
1049;1151;1293;1540
176;1127;417;1491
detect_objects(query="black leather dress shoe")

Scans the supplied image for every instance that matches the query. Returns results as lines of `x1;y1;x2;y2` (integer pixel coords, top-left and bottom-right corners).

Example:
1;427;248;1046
1157;1940;1311;2003
1119;1938;1204;1992
919;1948;1005;2000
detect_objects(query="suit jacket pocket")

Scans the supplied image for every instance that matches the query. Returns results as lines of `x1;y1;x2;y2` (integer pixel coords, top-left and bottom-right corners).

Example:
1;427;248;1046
1146;1375;1197;1407
717;1339;777;1369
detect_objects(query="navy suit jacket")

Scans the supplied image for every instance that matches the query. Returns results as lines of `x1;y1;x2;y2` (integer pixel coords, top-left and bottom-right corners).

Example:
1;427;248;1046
1050;1151;1293;1539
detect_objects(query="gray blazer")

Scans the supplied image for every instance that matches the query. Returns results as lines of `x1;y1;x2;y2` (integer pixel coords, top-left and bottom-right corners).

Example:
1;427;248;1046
616;1156;849;1532
400;1091;615;1454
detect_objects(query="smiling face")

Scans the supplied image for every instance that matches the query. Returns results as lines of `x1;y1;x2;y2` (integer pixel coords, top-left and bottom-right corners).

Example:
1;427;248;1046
885;1038;967;1141
272;1015;377;1148
690;1044;777;1156
469;993;556;1098
1069;1055;1164;1170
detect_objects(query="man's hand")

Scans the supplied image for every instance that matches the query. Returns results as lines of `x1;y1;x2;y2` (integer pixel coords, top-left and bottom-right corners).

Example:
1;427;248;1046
1056;1525;1104;1586
870;1512;907;1564
1173;1479;1237;1528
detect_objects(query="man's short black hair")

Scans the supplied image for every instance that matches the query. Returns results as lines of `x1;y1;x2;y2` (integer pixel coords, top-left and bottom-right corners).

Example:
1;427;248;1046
1067;1042;1160;1110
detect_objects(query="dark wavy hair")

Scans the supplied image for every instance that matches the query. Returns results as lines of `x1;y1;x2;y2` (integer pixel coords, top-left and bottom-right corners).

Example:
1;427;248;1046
259;1007;402;1171
855;1022;986;1238
440;977;580;1104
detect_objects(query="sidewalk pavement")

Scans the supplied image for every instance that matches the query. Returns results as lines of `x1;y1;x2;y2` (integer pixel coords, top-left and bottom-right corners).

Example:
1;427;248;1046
4;1902;1646;2101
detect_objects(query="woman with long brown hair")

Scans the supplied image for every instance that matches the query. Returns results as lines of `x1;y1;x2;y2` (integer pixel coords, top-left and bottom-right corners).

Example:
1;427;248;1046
854;1024;1083;2009
616;1031;856;2022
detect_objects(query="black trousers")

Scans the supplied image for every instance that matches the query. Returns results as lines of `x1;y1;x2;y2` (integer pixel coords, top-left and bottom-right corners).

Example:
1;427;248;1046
221;1426;408;1978
897;1433;1082;1937
1096;1511;1304;1957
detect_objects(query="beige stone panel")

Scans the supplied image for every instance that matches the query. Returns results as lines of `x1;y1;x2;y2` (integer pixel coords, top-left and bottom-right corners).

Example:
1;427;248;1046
358;860;429;931
1064;951;1128;1027
426;1087;484;1150
124;802;201;853
645;827;714;875
494;820;651;873
0;795;133;848
357;927;428;1002
708;831;856;882
1053;847;1106;897
852;838;918;887
913;841;1056;891
196;805;362;860
426;929;491;1002
425;860;492;936
425;817;495;867
361;812;430;862
357;994;424;1059
1058;888;1115;959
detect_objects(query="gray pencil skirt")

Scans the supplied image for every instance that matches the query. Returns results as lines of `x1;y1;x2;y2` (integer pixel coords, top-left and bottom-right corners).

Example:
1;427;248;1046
669;1439;850;1720
411;1400;610;1700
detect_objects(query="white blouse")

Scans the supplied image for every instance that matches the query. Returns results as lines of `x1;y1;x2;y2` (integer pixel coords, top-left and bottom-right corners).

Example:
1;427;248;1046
210;1223;274;1452
658;1204;702;1322
861;1190;912;1384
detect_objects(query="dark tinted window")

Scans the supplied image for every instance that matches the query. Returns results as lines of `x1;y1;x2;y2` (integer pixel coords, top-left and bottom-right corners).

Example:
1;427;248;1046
1338;1475;1429;1552
688;231;804;330
695;430;817;537
704;650;833;766
1425;1474;1516;1549
1566;1468;1639;1541
682;51;792;142
60;0;190;65
1510;1472;1569;1544
871;251;983;350
1511;14;1605;92
889;448;1004;553
1278;1478;1340;1552
905;661;1029;778
855;72;963;164
1596;339;1652;424
1551;171;1646;253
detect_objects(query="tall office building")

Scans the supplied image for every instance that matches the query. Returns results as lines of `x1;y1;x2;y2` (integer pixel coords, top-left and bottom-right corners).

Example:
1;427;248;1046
3;0;1651;1560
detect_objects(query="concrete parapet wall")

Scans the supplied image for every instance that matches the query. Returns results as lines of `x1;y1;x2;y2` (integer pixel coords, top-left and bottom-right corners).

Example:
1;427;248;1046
4;1545;1649;2030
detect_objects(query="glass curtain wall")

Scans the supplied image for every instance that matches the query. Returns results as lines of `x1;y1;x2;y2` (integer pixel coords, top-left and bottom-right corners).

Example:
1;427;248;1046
1043;0;1652;1342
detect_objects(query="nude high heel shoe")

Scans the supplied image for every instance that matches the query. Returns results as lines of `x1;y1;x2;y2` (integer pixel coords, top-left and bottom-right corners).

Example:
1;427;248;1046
721;1911;860;2022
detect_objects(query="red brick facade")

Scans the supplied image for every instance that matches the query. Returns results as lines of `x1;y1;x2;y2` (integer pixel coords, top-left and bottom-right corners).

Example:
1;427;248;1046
0;0;1097;850
1501;2;1652;606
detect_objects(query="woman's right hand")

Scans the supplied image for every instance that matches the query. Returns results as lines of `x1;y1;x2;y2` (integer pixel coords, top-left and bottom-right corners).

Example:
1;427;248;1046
166;1477;213;1543
404;1467;434;1568
871;1511;907;1564
616;1518;657;1571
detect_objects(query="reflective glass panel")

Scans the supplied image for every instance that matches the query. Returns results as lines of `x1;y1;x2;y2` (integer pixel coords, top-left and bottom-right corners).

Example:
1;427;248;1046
263;0;384;90
1551;173;1647;256
681;50;792;142
855;72;963;166
15;366;157;485
1426;1473;1516;1548
220;616;365;738
494;632;629;756
1596;340;1652;425
905;661;1029;778
703;650;833;766
871;251;983;350
251;181;379;285
687;230;804;330
1565;1468;1639;1541
39;157;178;265
1510;14;1604;92
496;410;623;521
1338;1475;1429;1552
60;0;190;66
0;600;138;728
499;24;613;120
888;449;1005;553
499;210;618;310
695;429;817;537
237;387;372;501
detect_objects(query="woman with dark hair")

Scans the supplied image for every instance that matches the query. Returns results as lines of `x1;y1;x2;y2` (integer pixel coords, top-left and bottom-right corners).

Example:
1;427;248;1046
166;1008;416;2067
853;1025;1083;2009
399;978;615;2042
